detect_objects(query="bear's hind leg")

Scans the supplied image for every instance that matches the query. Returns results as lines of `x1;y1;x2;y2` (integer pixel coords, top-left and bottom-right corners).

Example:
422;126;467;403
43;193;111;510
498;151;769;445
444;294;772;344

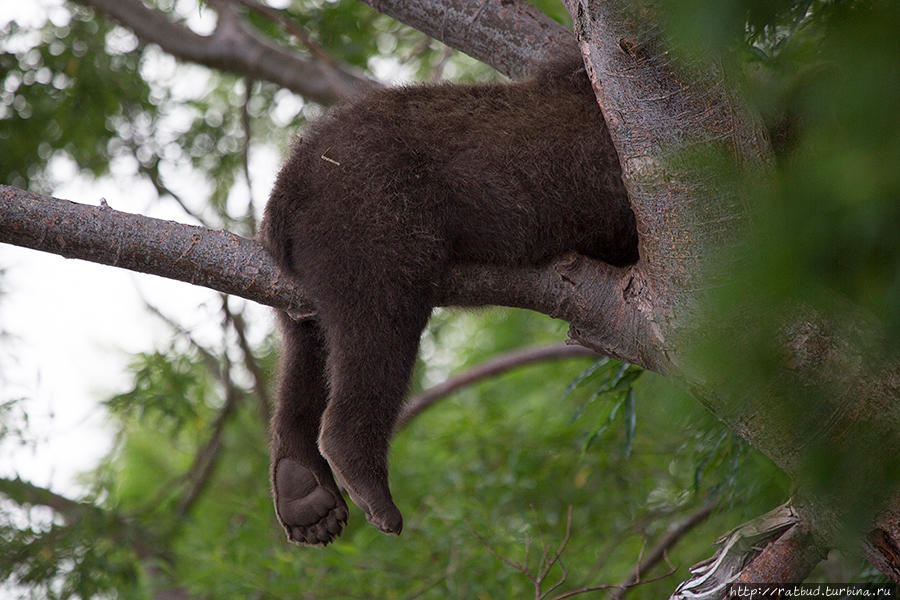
270;315;348;546
317;289;433;535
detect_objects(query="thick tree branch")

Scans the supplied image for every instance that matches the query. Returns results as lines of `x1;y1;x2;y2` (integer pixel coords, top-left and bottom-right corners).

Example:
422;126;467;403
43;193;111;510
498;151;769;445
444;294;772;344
73;0;375;104
0;185;312;316
395;344;597;430
75;0;577;99
356;0;577;78
0;476;96;521
232;0;343;70
0;185;657;369
561;0;771;368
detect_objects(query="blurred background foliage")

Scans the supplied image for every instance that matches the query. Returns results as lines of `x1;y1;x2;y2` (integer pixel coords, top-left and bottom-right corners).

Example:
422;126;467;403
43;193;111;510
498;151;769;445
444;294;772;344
0;0;896;597
668;0;900;343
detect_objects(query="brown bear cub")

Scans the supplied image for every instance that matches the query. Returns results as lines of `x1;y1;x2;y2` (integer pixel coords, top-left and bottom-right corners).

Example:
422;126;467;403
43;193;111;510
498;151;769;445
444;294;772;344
259;52;638;546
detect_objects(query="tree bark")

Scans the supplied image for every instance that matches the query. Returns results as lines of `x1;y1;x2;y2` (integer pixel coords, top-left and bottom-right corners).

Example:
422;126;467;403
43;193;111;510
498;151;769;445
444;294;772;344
73;0;576;93
560;0;900;581
0;185;640;357
356;0;577;78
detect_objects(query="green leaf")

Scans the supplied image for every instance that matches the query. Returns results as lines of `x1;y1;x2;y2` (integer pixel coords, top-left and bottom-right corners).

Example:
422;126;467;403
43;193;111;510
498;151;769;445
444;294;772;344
623;387;636;459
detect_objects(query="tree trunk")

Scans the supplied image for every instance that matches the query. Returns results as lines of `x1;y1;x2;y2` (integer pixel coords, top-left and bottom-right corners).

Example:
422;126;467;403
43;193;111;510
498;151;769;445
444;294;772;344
561;0;900;581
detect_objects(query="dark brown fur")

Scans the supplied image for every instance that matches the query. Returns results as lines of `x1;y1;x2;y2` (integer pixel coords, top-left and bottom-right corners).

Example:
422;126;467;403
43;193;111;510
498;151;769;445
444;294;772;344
259;54;638;546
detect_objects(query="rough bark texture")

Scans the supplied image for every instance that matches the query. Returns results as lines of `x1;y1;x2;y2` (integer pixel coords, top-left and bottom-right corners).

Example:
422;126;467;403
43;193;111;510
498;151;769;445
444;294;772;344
867;500;900;581
561;0;770;370
561;0;900;581
357;0;577;78
0;186;313;317
0;185;628;336
73;0;577;97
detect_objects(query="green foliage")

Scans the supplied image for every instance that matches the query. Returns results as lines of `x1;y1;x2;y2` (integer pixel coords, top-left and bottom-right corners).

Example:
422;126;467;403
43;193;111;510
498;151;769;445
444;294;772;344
3;0;895;596
753;0;900;340
528;0;573;26
3;310;784;598
665;0;900;550
105;351;213;433
665;0;900;340
563;359;643;456
0;491;148;600
0;5;155;191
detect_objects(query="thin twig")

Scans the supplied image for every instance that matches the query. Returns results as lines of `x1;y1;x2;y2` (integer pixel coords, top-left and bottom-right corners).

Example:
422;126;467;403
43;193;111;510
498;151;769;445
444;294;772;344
231;0;332;64
524;531;532;579
609;499;719;600
538;506;574;599
241;77;257;234
401;573;448;600
403;36;433;65
229;0;357;98
430;45;456;82
141;296;241;519
535;505;551;587
583;504;683;583
469;502;681;600
469;525;535;583
544;559;569;600
174;379;240;518
175;300;244;518
140;163;211;227
471;506;576;599
140;294;222;378
395;344;597;431
226;305;272;425
548;567;679;600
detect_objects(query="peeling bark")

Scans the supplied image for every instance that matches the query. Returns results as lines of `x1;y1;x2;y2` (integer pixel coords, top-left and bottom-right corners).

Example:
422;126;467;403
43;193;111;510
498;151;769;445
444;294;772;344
736;525;825;585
